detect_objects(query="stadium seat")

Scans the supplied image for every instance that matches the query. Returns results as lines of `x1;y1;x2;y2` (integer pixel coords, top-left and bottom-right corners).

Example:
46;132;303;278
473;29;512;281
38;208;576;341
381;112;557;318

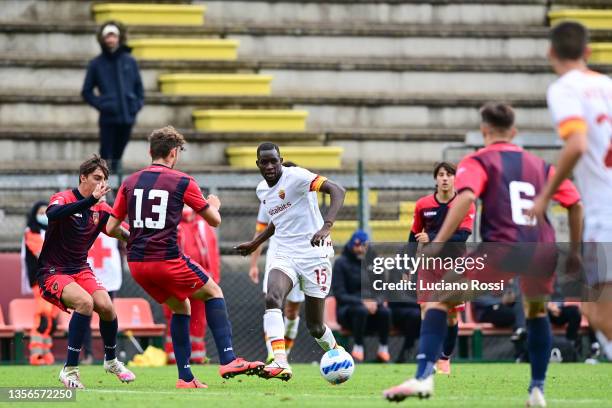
129;39;238;61
92;3;206;26
323;296;342;332
159;74;273;96
196;110;309;132
548;9;612;30
225;145;342;169
399;201;417;219
113;298;165;337
8;298;38;332
0;305;15;338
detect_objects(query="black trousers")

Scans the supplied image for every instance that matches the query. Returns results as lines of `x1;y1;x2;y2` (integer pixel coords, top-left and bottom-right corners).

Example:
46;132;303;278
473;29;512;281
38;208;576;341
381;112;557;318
99;123;132;172
338;303;391;346
549;305;581;341
477;304;516;328
390;303;421;351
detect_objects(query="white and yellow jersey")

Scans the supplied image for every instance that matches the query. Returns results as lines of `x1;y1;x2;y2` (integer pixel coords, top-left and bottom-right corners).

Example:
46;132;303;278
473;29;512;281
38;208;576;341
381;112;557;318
256;166;333;258
547;69;612;220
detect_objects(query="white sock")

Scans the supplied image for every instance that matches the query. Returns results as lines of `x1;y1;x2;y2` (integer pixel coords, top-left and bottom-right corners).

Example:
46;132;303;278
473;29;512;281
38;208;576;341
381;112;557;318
352;344;364;354
595;330;612;360
314;325;337;352
284;316;300;340
264;309;286;362
378;344;389;354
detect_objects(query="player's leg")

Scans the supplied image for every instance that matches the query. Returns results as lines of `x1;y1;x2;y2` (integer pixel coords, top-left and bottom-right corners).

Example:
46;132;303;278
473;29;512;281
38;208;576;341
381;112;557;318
304;295;339;351
524;299;551;407
91;290;135;383
437;309;459;375
190;276;265;379
261;266;274;363
383;301;454;401
283;300;301;357
57;281;94;388
582;286;612;360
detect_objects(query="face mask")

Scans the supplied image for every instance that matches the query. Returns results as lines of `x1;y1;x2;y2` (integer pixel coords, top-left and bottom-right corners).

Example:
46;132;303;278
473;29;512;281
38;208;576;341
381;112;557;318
36;214;48;227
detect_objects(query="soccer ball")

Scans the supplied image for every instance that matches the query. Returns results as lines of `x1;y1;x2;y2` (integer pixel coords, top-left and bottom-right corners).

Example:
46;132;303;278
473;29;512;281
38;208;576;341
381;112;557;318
319;348;354;384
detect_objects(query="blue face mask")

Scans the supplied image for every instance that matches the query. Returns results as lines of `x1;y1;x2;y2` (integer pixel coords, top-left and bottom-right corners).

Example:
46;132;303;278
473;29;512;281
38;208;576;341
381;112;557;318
36;214;48;227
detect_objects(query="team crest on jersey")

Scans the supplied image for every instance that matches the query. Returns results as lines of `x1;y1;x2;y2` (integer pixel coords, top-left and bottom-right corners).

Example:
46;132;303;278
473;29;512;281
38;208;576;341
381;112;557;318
52;282;59;292
278;189;286;200
92;211;99;225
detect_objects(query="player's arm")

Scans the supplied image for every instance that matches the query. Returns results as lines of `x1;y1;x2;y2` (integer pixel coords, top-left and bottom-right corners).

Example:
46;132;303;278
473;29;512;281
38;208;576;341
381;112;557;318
197;194;221;228
311;178;346;246
105;216;130;242
549;168;583;256
248;222;268;283
235;222;275;256
432;191;475;243
47;182;110;221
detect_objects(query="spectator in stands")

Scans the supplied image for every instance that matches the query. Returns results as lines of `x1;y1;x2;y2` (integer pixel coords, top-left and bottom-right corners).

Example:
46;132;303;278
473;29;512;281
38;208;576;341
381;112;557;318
82;21;144;175
332;230;391;363
82;196;125;364
163;206;220;364
389;299;421;363
20;200;59;365
547;301;582;361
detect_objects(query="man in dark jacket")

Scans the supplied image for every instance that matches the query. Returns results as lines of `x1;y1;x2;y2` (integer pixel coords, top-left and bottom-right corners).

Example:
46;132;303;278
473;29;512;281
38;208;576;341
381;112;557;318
82;21;144;174
332;230;391;363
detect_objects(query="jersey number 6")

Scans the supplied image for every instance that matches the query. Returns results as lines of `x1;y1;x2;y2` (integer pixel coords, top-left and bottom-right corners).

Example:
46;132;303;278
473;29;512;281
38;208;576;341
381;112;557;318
133;188;169;229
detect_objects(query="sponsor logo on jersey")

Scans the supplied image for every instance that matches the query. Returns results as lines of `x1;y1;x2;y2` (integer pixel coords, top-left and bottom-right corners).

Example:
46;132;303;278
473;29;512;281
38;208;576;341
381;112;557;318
278;189;286;200
74;213;83;218
52;282;59;292
423;211;437;217
268;202;292;216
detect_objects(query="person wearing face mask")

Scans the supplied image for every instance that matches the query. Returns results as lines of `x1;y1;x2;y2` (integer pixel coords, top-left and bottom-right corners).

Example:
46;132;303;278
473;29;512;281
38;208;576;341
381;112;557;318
20;200;60;365
332;230;391;363
162;206;220;365
81;20;144;175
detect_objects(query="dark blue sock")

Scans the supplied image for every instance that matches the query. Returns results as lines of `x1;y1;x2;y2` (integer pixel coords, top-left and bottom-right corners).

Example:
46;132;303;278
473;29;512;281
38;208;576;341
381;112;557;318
415;309;448;379
171;314;194;382
527;316;552;393
66;312;91;367
205;298;236;365
441;323;459;359
99;318;118;361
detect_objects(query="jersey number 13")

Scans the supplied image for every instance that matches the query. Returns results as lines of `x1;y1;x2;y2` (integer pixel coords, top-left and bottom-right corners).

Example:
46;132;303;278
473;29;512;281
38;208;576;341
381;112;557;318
132;188;169;229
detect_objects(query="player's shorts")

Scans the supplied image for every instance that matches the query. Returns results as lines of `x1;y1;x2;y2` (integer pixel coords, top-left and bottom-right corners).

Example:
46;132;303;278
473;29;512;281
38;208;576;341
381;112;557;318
263;254;305;303
128;255;210;304
416;268;465;312
268;255;332;299
583;219;612;285
38;269;106;313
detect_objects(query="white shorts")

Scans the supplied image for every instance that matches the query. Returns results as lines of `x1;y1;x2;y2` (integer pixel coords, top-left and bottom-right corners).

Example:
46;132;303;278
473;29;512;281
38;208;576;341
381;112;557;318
266;255;333;299
583;220;612;285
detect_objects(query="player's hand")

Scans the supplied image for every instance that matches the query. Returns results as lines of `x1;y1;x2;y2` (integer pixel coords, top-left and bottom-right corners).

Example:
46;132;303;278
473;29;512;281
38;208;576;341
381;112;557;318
207;194;221;210
363;299;378;315
234;241;258;256
565;251;583;278
92;181;111;200
526;194;548;225
415;232;430;243
547;302;561;317
311;225;331;247
249;265;260;284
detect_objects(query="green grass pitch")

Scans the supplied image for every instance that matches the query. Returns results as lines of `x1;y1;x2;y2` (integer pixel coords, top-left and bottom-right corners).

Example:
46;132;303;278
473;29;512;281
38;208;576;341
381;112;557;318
0;363;610;407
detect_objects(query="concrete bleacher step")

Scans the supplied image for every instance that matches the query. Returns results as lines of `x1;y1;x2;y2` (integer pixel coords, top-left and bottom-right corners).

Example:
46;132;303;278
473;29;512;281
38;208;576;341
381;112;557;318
226;146;343;169
129;38;238;60
159;74;273;95
549;9;612;29
332;220;412;243
192;109;308;132
92;3;206;26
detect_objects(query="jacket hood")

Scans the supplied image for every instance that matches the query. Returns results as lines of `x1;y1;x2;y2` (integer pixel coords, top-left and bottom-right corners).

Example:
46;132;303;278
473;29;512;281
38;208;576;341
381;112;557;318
97;20;131;54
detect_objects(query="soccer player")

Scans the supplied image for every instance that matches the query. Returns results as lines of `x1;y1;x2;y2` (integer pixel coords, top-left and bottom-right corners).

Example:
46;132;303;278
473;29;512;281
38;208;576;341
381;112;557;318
249;161;305;363
106;126;263;389
37;155;134;388
409;161;476;374
530;21;612;362
236;142;346;380
383;103;583;407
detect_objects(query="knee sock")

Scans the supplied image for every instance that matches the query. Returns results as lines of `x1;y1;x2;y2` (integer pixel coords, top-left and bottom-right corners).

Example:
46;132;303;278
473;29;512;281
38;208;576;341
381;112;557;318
171;314;194;382
527;317;552;393
205;298;237;365
415;309;447;380
66;312;91;367
315;325;337;352
284;316;300;353
264;309;286;362
99;318;118;361
441;323;459;360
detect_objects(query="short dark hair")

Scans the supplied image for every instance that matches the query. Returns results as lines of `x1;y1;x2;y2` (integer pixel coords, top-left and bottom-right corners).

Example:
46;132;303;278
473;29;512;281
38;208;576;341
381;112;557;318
149;126;185;160
480;102;515;131
550;21;589;61
256;142;280;158
433;162;456;179
79;155;109;181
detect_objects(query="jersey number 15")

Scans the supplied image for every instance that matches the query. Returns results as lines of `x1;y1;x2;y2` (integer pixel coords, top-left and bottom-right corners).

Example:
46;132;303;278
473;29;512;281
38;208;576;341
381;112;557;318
133;188;168;229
